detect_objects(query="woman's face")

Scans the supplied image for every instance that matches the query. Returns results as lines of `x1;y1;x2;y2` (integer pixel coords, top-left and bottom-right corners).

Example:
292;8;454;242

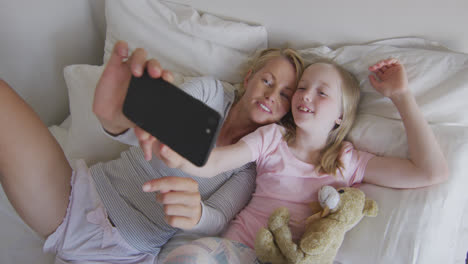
241;57;297;125
291;63;343;133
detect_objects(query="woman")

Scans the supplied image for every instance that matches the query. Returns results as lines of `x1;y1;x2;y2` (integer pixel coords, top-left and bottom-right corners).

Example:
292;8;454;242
0;40;304;263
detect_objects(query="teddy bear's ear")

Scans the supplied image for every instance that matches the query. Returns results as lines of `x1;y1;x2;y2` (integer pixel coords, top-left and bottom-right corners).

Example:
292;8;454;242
363;199;378;217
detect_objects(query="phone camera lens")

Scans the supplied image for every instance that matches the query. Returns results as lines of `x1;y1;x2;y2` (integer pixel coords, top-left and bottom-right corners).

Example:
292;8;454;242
208;117;217;126
205;128;211;134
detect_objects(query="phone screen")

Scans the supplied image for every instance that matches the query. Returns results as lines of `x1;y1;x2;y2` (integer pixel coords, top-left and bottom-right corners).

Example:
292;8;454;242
123;72;222;166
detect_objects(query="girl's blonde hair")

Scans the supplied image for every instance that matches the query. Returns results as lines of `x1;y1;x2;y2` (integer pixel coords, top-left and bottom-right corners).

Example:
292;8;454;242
282;58;361;177
236;48;305;100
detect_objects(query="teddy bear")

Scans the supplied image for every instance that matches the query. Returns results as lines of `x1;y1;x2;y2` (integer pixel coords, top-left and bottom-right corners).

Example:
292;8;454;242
254;185;378;264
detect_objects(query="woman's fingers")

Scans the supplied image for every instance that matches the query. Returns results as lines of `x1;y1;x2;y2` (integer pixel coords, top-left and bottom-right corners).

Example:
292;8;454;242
165;215;200;230
143;176;202;229
108;40;129;66
147;59;163;79
161;70;174;83
143;176;199;193
157;190;201;206
128;48;148;77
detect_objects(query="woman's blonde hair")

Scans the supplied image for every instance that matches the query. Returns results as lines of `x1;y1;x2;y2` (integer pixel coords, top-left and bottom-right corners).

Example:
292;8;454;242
282;58;361;177
236;48;305;100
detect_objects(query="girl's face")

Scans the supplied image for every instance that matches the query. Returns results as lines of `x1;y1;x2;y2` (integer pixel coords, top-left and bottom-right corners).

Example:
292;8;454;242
292;63;343;133
241;57;297;125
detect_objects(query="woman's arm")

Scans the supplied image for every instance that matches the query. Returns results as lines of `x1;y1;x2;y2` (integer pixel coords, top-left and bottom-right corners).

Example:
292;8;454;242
93;41;175;160
191;162;257;235
141;163;256;232
159;140;254;178
363;58;449;188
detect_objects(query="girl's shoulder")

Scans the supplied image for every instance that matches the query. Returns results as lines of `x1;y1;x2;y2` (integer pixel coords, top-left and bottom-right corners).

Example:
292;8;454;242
256;123;286;137
338;141;375;177
339;141;355;154
338;141;364;161
244;123;285;146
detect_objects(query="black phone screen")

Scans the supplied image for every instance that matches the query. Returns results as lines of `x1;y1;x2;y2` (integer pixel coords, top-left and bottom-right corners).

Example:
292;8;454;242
122;72;222;166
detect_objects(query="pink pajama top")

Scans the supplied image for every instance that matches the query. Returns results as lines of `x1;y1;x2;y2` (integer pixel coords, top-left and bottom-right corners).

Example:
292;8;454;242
222;124;375;248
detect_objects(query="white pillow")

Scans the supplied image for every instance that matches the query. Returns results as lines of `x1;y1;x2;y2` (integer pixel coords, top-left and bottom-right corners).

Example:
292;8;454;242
300;38;468;126
297;40;468;263
338;115;468;263
104;0;267;83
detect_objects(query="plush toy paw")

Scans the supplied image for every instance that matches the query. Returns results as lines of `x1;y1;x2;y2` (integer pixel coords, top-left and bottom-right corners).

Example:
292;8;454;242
255;227;287;264
300;231;328;255
268;207;290;231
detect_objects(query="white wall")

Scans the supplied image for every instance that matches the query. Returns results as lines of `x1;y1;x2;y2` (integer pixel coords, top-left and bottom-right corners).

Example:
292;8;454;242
0;0;105;126
169;0;468;53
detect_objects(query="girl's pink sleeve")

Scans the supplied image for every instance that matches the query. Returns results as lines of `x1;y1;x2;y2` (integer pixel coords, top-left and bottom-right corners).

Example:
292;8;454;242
240;124;283;163
340;142;375;186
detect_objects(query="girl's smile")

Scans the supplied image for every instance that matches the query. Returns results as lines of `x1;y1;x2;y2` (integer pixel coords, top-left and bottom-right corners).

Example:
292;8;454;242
292;63;342;133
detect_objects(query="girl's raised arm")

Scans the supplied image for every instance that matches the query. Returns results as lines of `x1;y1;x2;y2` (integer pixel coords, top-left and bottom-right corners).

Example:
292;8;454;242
158;140;254;178
363;58;449;188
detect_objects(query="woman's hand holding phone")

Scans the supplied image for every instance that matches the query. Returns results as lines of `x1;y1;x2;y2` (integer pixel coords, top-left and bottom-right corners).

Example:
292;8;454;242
93;40;173;160
93;41;203;228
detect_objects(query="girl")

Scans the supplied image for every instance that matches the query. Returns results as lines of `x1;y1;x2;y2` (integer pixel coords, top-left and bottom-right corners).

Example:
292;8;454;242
0;41;304;263
155;57;449;261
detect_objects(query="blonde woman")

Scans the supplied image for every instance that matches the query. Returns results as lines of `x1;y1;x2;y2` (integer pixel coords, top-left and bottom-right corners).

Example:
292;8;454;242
0;40;304;263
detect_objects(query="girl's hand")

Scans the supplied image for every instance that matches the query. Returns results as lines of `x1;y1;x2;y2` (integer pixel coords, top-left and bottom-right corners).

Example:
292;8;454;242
150;139;191;169
368;58;409;100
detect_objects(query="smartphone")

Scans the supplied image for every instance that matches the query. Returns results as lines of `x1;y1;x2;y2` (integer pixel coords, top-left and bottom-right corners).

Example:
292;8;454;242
122;72;222;167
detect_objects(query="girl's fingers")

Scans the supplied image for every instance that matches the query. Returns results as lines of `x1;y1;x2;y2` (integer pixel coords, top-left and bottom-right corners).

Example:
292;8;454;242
142;138;157;161
134;126;150;140
385;58;398;65
134;126;157;160
159;145;183;168
368;74;382;89
369;58;399;72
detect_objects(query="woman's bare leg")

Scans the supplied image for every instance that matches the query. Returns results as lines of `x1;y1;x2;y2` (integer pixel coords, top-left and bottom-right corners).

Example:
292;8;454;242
0;79;72;238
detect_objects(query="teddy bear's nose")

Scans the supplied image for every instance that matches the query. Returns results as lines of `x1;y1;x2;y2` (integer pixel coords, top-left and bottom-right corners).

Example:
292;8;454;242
338;189;345;194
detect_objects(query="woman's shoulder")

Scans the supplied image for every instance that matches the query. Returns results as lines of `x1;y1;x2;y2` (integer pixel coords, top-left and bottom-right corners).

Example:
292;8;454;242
181;76;224;93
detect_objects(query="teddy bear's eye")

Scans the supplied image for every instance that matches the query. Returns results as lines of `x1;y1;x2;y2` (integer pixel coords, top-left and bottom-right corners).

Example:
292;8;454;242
338;189;345;194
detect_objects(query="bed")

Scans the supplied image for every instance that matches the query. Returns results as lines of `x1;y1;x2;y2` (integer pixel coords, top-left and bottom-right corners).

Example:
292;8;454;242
0;0;467;263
